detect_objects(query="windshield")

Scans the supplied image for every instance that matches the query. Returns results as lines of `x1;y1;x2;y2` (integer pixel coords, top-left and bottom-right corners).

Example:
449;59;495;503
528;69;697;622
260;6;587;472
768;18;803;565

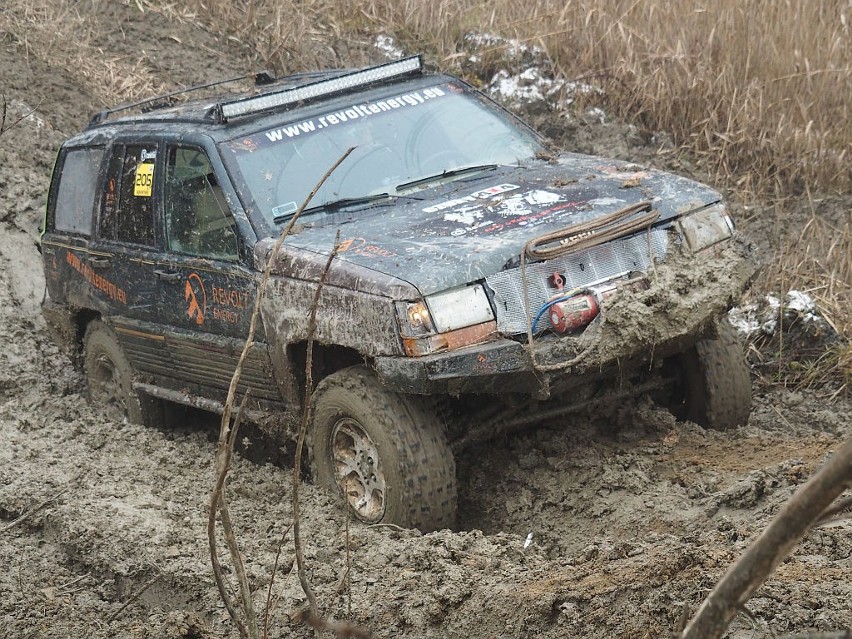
220;80;543;228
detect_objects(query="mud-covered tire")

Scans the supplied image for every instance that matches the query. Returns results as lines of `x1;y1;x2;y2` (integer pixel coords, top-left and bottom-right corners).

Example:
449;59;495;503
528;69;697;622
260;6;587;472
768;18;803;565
83;321;163;426
676;319;752;430
309;366;457;531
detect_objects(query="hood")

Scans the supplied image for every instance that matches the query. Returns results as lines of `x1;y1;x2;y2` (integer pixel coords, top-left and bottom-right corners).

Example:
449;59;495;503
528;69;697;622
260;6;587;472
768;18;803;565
281;153;721;296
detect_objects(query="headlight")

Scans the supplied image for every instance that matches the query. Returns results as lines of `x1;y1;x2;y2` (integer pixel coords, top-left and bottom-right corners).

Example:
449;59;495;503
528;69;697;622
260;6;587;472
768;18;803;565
396;284;497;357
676;203;734;252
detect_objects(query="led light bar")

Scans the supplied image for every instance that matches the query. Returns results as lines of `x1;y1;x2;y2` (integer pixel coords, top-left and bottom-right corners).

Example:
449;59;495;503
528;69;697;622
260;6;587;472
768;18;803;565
217;55;423;121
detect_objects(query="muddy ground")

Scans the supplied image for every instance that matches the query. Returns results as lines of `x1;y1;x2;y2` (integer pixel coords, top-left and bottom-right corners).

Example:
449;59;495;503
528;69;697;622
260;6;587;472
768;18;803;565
1;3;850;638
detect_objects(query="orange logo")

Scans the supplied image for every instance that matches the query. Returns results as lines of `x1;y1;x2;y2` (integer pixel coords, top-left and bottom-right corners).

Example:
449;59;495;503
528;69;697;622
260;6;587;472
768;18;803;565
185;272;206;325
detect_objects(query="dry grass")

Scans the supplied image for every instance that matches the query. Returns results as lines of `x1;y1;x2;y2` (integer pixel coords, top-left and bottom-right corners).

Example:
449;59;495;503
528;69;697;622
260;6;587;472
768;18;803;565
148;0;851;199
753;206;852;393
0;0;167;105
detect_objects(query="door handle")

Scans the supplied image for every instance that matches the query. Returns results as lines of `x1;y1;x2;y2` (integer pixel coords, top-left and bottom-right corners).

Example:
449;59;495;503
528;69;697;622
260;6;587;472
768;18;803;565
154;269;182;282
89;256;112;268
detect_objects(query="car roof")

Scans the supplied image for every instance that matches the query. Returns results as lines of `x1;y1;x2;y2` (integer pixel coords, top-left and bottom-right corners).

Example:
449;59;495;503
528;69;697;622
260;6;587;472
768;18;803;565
68;56;447;147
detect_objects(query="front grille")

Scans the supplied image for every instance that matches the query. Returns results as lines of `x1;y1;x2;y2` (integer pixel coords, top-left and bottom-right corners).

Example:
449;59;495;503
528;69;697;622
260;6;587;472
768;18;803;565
485;227;670;335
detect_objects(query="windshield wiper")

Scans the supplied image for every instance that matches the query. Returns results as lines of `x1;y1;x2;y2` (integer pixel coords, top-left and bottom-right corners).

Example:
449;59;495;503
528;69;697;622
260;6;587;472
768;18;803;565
395;164;498;192
273;193;390;223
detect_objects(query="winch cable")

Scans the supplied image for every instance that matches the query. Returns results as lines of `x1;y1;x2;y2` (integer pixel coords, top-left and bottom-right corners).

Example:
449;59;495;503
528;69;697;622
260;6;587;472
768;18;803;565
524;199;658;261
520;199;660;377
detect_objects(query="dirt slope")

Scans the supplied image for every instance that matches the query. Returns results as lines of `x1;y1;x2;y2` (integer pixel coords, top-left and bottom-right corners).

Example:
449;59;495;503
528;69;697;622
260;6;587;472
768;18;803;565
1;3;850;638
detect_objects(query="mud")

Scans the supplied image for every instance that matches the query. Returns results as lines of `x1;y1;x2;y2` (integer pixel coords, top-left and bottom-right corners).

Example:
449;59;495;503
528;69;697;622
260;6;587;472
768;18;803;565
1;3;850;638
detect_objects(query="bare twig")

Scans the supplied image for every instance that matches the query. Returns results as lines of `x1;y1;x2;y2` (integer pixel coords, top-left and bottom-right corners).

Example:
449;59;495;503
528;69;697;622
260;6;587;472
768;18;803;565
680;435;852;639
263;522;293;639
208;147;353;637
2;472;85;533
293;229;342;614
0;95;43;138
220;396;257;637
106;573;162;622
209;394;252;638
815;495;852;527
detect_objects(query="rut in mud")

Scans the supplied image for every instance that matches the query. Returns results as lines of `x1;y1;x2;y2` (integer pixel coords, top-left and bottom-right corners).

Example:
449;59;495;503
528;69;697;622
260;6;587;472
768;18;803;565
1;3;850;638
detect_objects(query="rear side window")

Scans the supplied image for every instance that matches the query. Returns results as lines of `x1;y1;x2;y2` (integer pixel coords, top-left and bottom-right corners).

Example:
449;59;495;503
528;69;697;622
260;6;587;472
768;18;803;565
54;147;102;235
100;144;158;246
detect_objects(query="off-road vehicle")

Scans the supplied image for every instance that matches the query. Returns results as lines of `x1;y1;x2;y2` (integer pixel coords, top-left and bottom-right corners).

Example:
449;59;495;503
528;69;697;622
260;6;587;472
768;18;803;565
40;56;756;531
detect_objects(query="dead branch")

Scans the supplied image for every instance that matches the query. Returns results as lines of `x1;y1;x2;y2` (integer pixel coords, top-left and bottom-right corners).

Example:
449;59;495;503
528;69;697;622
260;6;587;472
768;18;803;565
209;394;252;638
208;147;354;637
292;230;342;614
295;609;372;639
218;146;354;433
220;395;257;637
106;573;162;622
263;522;293;639
680;435;852;639
0;94;42;138
815;494;852;527
2;472;85;533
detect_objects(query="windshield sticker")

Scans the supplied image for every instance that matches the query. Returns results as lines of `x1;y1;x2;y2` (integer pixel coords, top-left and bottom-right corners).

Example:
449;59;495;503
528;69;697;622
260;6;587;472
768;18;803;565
133;162;154;197
272;202;298;218
243;85;450;148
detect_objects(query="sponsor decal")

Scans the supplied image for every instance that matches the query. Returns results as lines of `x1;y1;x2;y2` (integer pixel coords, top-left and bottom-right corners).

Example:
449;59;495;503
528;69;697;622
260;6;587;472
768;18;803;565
423;183;520;214
103;177;117;218
256;86;448;145
184;272;247;326
435;188;569;236
185;272;206;325
338;237;396;258
66;251;127;304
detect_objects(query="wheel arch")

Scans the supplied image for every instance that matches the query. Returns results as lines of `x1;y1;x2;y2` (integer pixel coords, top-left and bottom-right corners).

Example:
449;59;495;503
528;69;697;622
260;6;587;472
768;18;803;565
287;341;369;393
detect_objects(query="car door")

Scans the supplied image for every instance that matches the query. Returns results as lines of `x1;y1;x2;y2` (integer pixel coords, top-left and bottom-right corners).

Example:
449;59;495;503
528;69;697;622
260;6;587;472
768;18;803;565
86;141;164;344
42;145;105;312
152;142;284;411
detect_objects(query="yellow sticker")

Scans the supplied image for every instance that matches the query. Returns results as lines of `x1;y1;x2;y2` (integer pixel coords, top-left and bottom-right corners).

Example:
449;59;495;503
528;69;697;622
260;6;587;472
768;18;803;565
134;162;154;197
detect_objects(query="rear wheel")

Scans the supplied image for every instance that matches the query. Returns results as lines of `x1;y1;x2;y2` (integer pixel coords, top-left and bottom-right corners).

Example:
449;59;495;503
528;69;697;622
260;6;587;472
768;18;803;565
309;366;457;531
672;319;752;430
83;320;163;426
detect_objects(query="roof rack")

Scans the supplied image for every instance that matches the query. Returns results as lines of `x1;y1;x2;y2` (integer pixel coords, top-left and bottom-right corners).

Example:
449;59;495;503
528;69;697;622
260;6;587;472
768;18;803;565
86;70;276;128
212;55;423;123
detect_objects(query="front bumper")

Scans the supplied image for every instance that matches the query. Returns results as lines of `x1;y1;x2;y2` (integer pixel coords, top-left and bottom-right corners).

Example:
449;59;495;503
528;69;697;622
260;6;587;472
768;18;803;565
374;237;758;398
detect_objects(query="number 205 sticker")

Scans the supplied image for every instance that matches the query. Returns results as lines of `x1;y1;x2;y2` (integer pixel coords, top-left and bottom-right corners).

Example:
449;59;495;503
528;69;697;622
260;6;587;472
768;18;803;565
134;162;154;197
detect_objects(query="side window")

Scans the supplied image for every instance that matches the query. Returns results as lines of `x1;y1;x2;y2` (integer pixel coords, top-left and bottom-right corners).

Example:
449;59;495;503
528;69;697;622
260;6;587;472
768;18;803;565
165;146;238;260
99;144;157;246
54;147;102;235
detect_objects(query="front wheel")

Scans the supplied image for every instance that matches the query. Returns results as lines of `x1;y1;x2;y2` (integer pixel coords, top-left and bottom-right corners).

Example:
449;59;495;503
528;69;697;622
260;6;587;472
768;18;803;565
309;367;457;531
83;320;163;426
672;319;752;430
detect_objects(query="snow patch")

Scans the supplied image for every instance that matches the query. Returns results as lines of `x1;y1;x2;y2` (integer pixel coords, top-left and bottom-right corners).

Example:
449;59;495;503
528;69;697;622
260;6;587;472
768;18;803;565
463;31;602;112
728;290;827;339
374;34;404;60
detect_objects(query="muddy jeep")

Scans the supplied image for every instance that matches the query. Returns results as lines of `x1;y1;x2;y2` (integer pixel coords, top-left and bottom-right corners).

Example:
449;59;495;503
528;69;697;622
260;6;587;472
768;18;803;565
40;56;756;531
